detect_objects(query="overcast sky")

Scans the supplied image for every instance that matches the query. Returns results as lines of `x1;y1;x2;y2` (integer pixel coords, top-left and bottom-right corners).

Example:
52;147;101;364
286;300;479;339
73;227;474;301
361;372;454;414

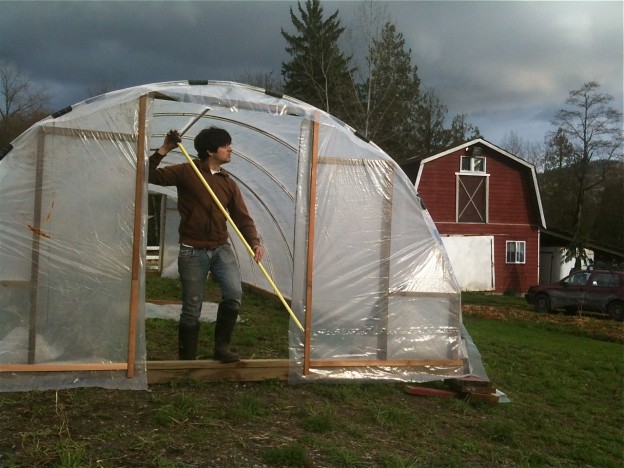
1;0;622;147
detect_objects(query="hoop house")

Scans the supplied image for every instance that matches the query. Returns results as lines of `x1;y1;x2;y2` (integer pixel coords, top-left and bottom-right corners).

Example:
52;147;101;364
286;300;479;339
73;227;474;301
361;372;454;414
0;81;471;391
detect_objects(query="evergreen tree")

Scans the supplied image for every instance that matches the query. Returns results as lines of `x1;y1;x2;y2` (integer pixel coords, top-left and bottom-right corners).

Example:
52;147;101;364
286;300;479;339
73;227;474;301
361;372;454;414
411;87;448;157
444;113;480;148
281;4;482;164
362;22;420;162
544;127;574;170
410;89;481;158
281;0;355;122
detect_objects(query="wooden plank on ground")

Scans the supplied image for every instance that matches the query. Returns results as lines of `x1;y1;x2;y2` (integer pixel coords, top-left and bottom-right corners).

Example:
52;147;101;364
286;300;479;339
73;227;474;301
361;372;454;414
147;359;290;384
404;385;458;398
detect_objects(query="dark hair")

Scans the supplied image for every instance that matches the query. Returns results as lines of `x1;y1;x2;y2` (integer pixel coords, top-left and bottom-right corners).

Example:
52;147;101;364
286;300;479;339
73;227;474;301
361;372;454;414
194;127;232;160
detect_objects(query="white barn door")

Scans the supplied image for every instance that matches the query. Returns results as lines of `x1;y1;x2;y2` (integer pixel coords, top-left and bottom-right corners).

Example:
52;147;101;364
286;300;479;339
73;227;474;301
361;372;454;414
441;236;495;291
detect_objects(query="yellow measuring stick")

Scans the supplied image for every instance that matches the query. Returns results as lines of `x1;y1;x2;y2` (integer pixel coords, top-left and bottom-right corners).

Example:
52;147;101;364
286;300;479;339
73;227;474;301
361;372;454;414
176;142;304;332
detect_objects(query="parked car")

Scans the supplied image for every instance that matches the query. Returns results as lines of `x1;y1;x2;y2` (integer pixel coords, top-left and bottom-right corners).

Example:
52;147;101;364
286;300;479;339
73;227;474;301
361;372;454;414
525;269;624;321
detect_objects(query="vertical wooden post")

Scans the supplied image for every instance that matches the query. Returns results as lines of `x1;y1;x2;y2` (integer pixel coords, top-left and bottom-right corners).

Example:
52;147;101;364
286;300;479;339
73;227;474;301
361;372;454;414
303;117;320;375
377;162;394;360
127;95;148;377
27;130;46;364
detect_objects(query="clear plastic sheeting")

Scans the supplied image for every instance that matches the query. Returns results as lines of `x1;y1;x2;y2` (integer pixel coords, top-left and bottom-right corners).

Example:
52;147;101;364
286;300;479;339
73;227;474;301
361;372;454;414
0;81;475;391
289;116;467;383
0;95;148;391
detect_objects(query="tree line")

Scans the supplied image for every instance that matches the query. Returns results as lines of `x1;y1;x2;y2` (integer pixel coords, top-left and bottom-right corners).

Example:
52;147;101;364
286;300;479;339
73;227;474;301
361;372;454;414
279;0;480;163
1;0;622;266
499;82;623;264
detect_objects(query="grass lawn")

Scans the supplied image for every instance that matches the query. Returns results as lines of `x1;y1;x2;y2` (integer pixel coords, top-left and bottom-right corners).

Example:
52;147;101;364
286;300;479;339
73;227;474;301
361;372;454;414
0;277;622;467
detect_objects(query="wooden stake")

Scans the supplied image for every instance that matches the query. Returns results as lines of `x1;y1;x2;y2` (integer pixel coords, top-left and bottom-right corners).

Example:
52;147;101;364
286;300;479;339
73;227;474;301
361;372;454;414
126;94;148;377
27;130;46;364
303;116;320;375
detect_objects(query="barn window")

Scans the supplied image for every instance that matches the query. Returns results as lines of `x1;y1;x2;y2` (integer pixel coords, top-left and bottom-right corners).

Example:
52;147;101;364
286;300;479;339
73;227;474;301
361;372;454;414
460;155;486;173
506;241;526;264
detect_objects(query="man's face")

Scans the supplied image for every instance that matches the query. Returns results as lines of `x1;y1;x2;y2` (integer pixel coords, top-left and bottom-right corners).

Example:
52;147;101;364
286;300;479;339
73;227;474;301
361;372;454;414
209;143;232;165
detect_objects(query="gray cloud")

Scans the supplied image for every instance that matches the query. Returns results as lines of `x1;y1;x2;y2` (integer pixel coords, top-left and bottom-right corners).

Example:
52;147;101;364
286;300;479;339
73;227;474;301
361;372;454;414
1;0;621;146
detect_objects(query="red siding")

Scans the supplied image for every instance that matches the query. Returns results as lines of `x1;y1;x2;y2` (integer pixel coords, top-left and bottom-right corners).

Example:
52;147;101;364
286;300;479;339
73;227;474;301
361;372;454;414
418;154;458;222
486;154;540;225
416;145;542;293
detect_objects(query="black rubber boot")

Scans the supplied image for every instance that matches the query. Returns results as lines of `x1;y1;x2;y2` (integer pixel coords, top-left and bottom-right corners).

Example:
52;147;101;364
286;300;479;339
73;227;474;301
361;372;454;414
178;322;200;360
214;302;240;363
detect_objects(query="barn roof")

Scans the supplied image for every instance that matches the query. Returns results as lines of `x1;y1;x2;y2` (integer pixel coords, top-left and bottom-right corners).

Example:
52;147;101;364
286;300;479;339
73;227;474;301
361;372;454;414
404;138;547;229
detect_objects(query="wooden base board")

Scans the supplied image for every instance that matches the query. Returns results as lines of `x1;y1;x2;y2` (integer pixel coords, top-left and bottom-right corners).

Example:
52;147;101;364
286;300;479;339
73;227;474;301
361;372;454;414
147;359;290;384
146;359;471;385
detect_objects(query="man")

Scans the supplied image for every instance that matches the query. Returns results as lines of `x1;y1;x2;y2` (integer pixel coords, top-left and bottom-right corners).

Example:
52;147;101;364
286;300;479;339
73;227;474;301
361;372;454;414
149;127;264;363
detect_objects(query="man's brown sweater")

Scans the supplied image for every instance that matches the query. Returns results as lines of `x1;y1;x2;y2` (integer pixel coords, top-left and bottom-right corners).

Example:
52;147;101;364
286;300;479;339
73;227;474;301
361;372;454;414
148;151;260;250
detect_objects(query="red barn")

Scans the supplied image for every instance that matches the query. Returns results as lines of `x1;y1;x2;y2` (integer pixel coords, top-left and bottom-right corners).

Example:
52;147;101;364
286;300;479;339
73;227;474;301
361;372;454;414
401;139;546;294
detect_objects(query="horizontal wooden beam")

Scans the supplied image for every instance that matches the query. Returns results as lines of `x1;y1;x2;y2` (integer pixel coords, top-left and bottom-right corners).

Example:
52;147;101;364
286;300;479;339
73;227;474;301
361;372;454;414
147;359;290;384
1;359;466;383
146;359;467;384
0;280;31;287
310;359;465;368
0;363;128;372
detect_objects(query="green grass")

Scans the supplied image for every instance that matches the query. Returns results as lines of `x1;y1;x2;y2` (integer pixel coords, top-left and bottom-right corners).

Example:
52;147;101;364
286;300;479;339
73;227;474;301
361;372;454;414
464;315;623;465
0;278;622;467
262;444;313;467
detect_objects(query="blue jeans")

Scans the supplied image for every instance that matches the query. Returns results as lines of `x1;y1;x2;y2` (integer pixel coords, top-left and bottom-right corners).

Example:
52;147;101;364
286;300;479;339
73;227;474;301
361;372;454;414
177;244;242;327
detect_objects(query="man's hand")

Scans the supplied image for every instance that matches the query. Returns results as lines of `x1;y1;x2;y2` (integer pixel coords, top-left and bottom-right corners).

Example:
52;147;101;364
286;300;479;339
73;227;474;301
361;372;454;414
158;130;181;156
253;245;264;263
